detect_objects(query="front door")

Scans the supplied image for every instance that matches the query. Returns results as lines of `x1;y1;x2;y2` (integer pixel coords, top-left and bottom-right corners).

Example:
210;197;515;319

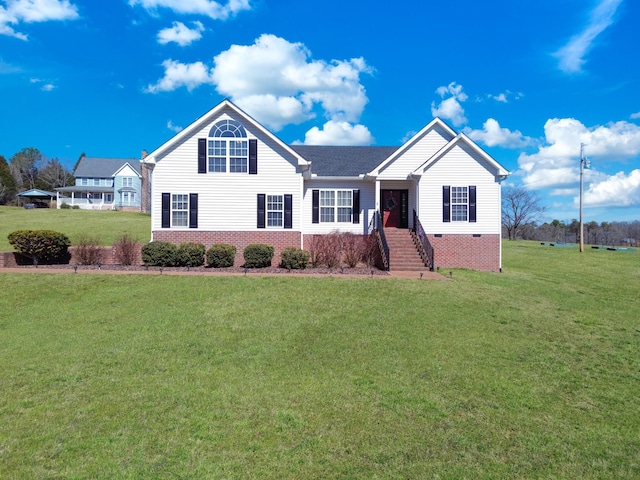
381;190;408;228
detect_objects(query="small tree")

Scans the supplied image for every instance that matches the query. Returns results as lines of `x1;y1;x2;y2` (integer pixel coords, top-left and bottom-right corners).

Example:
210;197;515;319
8;229;71;265
113;233;139;266
502;186;546;240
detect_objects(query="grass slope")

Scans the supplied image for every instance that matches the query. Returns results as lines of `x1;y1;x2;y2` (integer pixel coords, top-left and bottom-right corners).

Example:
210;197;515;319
0;206;150;250
0;243;639;478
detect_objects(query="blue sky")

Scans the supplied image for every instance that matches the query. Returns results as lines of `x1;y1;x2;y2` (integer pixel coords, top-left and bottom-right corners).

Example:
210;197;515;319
1;0;639;222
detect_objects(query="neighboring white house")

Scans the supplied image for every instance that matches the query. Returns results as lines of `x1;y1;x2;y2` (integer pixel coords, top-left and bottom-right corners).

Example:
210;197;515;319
141;99;509;271
56;156;142;211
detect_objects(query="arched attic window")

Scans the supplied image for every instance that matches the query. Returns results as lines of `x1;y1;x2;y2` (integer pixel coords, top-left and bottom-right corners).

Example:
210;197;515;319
207;119;250;173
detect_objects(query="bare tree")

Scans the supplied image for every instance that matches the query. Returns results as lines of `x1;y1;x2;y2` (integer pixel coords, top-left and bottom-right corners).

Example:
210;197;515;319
502;186;546;240
9;147;42;190
37;157;74;190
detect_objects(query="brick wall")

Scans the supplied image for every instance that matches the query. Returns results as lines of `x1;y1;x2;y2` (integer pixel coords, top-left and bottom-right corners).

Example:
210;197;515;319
153;230;302;266
0;245;144;268
428;234;501;272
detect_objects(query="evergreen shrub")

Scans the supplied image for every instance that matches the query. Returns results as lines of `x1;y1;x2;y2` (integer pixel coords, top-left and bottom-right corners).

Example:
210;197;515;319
206;243;236;268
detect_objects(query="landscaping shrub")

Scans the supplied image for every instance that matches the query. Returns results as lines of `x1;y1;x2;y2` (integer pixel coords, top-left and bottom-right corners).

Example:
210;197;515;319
74;234;103;265
141;241;178;267
60;202;72;209
280;246;310;270
113;233;139;266
7;229;71;265
176;242;205;267
362;233;380;267
206;243;236;268
243;243;274;268
319;231;342;268
306;235;324;267
341;232;366;268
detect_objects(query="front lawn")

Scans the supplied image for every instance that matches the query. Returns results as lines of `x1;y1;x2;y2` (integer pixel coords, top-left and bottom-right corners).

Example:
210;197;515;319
0;206;150;251
0;242;638;478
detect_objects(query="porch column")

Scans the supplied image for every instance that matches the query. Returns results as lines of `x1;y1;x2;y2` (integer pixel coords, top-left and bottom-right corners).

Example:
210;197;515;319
375;180;381;212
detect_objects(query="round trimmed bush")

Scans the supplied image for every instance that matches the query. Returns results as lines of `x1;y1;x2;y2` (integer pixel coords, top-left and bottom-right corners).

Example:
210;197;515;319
176;242;205;267
8;229;71;265
206;243;236;268
243;243;274;268
141;241;178;267
280;246;310;270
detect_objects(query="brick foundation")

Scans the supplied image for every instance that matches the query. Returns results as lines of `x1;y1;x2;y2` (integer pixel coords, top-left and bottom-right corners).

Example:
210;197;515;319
428;234;501;272
153;230;302;267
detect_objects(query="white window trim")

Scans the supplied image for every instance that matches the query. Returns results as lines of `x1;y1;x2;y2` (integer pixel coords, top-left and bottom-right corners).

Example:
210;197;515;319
171;194;189;227
266;194;284;228
319;189;353;223
207;138;248;173
451;186;468;222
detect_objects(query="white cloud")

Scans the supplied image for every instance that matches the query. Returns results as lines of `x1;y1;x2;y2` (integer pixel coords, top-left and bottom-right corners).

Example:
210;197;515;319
464;118;532;148
145;59;214;93
157;21;204;46
485;90;523;103
0;0;79;40
431;82;467;126
129;0;250;20
554;0;623;74
518;117;640;207
167;120;182;132
581;169;640;207
211;34;373;131
300;120;374;146
41;83;55;91
631;112;640;120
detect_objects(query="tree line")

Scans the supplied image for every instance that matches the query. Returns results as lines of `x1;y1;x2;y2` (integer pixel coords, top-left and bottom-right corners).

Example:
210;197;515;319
502;186;639;247
0;148;76;205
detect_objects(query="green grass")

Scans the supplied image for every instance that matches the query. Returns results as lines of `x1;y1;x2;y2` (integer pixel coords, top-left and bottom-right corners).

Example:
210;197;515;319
0;205;150;250
1;243;639;478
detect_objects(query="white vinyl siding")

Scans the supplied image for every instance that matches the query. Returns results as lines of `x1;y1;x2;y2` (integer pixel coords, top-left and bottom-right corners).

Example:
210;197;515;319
419;143;502;234
151;111;303;232
377;127;453;179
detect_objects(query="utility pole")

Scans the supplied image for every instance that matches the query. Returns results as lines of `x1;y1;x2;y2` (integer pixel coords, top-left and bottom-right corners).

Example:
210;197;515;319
579;144;589;253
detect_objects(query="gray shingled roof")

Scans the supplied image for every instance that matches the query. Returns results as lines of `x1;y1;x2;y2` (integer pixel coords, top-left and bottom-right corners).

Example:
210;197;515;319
74;157;141;177
290;145;399;177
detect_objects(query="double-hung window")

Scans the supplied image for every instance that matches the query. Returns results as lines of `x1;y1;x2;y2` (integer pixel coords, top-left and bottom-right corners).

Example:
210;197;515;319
171;194;189;227
451;186;468;221
207;119;248;173
320;191;335;222
267;195;283;227
122;177;133;188
443;185;476;223
319;190;353;223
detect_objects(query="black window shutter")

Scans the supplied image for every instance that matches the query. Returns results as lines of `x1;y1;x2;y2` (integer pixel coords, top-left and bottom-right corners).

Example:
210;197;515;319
442;186;451;223
352;189;360;224
257;193;265;228
284;194;292;229
312;189;319;224
161;192;171;228
189;193;198;228
249;139;258;174
468;185;476;223
198;138;206;174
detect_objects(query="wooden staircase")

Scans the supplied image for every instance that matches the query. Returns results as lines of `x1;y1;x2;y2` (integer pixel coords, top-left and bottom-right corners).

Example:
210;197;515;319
384;228;428;271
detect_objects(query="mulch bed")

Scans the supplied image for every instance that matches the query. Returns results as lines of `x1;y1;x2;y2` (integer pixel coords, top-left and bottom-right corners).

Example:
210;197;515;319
6;264;389;276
